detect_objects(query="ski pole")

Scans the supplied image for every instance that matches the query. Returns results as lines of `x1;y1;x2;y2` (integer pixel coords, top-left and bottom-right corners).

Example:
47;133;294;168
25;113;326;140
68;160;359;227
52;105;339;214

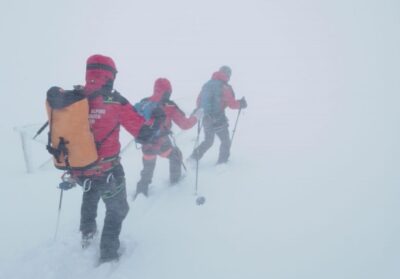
230;108;242;148
54;189;64;241
194;120;202;195
33;121;49;140
169;134;187;172
193;120;206;205
121;138;136;154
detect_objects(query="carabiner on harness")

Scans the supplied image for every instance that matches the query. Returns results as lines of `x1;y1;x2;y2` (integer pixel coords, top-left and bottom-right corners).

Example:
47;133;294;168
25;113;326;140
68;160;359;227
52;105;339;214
82;178;92;193
106;172;114;184
102;173;123;200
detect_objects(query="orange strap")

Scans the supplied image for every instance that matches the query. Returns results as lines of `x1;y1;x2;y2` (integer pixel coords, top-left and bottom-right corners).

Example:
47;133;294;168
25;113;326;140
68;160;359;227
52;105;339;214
143;154;157;161
159;148;172;158
143;147;172;160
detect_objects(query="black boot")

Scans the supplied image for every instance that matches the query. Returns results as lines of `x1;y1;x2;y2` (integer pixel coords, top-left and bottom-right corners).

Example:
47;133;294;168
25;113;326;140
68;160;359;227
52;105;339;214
169;148;182;185
134;158;156;199
216;157;229;164
135;181;149;198
98;253;120;265
81;230;97;249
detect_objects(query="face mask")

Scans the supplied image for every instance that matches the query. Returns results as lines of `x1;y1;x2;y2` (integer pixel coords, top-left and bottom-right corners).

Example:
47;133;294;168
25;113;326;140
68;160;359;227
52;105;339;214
103;79;114;91
161;91;171;103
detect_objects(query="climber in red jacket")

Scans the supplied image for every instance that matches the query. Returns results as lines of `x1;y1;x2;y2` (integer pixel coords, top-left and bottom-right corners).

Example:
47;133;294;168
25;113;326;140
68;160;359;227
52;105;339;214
134;78;203;198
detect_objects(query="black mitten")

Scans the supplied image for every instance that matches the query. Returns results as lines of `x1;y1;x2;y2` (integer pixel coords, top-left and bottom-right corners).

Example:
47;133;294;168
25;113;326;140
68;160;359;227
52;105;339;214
239;97;247;109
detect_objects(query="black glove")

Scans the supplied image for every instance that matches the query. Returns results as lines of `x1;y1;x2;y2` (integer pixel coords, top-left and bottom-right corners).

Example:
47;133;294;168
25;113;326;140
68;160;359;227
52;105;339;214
58;173;76;190
58;180;76;190
239;97;247;109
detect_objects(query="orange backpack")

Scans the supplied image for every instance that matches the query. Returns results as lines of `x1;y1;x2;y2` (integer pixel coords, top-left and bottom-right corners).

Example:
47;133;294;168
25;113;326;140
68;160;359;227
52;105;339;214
46;86;98;170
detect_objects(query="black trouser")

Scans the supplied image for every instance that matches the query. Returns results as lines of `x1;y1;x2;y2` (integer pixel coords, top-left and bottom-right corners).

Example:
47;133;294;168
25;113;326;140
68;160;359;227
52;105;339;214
137;137;182;194
192;115;231;163
79;163;129;260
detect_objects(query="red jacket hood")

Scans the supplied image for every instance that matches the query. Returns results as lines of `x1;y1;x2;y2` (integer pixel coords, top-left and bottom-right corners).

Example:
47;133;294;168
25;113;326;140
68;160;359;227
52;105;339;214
85;55;117;94
150;78;172;102
211;71;229;83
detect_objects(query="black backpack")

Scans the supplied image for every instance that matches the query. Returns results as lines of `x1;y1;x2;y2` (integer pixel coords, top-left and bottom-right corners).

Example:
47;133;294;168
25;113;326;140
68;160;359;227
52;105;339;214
133;98;167;144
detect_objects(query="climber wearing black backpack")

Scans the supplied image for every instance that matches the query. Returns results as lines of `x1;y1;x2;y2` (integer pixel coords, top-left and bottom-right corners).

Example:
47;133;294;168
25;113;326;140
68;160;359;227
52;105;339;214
190;66;247;164
134;78;203;198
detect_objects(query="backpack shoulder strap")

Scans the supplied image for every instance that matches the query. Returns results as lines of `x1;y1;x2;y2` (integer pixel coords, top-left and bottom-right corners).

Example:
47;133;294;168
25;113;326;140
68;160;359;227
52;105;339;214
96;123;120;150
101;90;129;105
165;100;185;116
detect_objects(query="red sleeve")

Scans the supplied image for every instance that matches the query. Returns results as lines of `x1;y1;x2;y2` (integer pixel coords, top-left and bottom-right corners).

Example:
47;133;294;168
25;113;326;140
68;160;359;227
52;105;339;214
169;104;197;130
222;85;241;109
119;103;146;137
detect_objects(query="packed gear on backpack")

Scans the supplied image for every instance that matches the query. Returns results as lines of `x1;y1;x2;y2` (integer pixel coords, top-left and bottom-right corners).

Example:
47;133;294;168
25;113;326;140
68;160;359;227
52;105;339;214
198;79;224;116
134;98;162;121
46;86;98;170
133;98;166;144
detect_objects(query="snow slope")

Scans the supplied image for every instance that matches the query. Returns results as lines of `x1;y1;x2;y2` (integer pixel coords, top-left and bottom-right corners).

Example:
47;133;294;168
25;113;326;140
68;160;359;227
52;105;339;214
1;0;399;278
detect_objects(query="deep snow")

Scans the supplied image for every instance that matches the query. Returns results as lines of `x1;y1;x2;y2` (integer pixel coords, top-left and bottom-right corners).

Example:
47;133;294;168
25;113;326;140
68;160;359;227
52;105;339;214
1;0;400;278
